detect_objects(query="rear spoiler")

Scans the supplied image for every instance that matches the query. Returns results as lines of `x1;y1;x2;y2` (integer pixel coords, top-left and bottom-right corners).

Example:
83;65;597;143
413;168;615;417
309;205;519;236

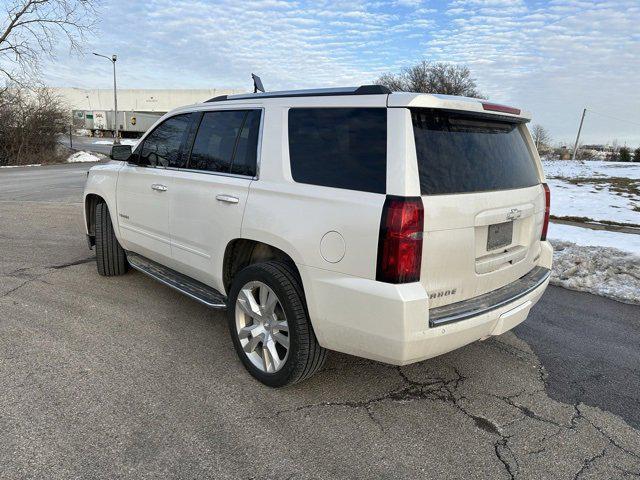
387;92;531;123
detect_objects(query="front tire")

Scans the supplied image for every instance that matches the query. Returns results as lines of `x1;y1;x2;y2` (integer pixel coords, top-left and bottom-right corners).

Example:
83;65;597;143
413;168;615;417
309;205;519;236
95;202;128;276
227;261;327;387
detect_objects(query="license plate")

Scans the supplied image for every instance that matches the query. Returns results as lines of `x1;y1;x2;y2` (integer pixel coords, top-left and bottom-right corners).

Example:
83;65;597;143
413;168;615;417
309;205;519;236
487;221;513;251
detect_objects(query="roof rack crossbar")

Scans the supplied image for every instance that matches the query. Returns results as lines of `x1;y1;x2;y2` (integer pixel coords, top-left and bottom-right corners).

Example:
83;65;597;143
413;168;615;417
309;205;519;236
205;85;390;103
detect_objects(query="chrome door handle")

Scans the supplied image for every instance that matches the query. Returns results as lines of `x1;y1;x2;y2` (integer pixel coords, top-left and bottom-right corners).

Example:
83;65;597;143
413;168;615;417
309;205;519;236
216;194;239;204
151;184;167;192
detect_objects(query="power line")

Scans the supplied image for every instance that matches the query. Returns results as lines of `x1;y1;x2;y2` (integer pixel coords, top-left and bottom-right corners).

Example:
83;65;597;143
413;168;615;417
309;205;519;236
586;109;640;128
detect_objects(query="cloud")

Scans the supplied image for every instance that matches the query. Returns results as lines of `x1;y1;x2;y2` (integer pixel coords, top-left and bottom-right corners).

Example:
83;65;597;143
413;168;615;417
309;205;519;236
36;0;640;145
423;0;640;144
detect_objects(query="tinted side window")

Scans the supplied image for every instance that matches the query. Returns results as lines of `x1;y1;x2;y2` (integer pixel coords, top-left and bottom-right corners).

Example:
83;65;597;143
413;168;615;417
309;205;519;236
231;110;261;177
189;111;246;173
139;114;192;168
288;108;387;194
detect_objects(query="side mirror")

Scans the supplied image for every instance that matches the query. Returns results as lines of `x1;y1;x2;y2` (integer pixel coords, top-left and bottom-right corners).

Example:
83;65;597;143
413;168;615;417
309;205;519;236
110;144;132;161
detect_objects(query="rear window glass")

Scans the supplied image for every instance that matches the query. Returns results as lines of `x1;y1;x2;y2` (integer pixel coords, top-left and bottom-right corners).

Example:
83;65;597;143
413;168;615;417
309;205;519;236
412;109;539;195
288;108;386;194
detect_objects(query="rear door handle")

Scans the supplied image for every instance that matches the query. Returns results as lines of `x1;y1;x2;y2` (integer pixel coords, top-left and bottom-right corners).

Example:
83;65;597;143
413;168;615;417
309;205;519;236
151;184;167;192
216;194;239;204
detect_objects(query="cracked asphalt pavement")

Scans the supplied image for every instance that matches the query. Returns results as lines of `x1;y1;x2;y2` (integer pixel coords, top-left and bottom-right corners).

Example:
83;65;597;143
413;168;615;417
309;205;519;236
1;163;639;479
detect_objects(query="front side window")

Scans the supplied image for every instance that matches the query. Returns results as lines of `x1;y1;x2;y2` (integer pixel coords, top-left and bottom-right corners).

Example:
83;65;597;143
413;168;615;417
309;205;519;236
138;114;192;168
288;108;387;194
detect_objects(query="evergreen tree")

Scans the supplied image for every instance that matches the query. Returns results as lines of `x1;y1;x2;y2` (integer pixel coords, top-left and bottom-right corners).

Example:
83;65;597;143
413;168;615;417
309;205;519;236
619;147;631;162
634;147;640;163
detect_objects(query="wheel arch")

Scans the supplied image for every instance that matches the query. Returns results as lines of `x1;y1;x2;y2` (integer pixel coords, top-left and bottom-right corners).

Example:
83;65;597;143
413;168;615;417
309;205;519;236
222;238;304;296
84;193;120;247
84;193;105;239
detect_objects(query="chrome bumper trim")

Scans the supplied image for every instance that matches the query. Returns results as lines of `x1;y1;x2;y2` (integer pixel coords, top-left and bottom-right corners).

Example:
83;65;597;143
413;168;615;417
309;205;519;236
429;266;551;327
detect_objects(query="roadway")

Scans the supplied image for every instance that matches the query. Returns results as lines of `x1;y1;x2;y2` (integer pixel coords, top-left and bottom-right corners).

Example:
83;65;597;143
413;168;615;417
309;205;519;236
1;163;638;479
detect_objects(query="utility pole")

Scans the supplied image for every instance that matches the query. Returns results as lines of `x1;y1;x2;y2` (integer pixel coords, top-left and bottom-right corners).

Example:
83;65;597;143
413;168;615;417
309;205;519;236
572;108;587;161
93;52;120;145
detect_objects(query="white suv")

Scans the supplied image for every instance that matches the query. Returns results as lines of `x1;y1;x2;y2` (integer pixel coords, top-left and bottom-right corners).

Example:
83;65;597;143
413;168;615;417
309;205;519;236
83;85;552;387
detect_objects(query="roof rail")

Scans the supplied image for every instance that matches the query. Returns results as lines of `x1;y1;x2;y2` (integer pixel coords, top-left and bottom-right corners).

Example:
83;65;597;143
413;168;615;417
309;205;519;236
205;85;391;103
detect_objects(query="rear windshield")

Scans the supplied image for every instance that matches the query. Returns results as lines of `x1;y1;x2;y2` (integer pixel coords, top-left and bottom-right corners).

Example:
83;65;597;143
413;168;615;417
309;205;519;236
412;109;539;195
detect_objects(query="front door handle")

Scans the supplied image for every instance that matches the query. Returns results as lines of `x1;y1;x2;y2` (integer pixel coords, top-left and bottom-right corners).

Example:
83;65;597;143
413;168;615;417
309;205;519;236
216;194;239;204
151;184;168;192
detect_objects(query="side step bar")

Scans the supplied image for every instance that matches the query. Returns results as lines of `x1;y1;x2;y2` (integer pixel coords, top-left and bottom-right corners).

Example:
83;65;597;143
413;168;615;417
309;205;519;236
429;266;551;327
126;252;227;309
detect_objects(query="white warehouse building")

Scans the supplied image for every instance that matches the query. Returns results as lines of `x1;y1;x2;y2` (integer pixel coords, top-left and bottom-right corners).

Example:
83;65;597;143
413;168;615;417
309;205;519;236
52;87;246;135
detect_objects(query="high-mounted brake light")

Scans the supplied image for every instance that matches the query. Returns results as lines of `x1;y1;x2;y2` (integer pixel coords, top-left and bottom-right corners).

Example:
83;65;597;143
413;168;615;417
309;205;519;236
482;102;521;115
541;183;551;241
376;196;424;284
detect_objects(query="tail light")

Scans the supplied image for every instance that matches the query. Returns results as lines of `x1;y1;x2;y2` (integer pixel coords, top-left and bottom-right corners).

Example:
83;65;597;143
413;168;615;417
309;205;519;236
541;183;550;241
376;196;424;284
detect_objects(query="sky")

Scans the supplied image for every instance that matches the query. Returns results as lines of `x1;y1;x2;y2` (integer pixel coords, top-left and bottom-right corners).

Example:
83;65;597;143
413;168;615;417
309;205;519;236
37;0;640;146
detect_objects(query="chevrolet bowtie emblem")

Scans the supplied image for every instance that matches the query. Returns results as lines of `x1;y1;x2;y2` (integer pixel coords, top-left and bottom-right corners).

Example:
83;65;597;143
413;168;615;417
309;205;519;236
506;208;522;221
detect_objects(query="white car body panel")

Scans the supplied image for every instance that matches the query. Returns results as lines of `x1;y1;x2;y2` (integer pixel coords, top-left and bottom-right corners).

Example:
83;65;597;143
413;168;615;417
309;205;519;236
83;89;552;365
169;169;252;291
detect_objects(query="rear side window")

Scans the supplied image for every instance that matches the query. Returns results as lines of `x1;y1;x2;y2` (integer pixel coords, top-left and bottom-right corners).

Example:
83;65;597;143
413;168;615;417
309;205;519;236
189;111;247;173
231;110;261;177
139;114;192;168
288;108;386;194
412;109;539;195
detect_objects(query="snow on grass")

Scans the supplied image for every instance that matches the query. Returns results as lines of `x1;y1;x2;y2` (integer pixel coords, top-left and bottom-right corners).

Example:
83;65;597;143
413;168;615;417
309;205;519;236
542;159;640;180
67;151;105;163
542;160;640;226
550;240;640;305
548;223;640;254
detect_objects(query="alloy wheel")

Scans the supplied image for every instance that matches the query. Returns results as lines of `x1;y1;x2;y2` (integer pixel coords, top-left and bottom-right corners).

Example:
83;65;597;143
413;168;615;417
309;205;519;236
234;281;290;373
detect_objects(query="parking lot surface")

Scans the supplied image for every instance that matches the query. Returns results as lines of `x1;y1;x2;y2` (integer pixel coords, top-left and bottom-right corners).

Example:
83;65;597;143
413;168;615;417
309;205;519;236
1;163;639;479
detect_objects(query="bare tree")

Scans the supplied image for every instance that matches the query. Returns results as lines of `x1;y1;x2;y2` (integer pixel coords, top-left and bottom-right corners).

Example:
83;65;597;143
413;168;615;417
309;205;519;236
376;61;485;98
531;124;552;151
0;85;68;165
0;0;96;85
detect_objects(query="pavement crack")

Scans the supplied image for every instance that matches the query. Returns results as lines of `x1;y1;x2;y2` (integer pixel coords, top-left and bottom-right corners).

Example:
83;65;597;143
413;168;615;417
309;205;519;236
577;405;640;461
494;394;566;430
1;257;94;299
573;447;607;480
261;366;469;432
51;257;94;269
495;435;517;480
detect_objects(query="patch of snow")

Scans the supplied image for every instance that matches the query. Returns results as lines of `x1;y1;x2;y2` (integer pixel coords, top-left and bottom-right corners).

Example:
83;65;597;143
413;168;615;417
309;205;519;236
0;163;42;169
67;151;105;163
550;240;640;305
548;223;640;254
93;139;139;146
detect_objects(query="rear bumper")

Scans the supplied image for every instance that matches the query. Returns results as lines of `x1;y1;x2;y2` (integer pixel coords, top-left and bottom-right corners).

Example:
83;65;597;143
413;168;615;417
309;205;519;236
300;243;552;365
429;266;550;327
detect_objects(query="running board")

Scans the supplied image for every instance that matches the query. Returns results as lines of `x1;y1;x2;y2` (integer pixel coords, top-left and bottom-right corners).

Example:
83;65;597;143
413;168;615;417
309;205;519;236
126;252;227;309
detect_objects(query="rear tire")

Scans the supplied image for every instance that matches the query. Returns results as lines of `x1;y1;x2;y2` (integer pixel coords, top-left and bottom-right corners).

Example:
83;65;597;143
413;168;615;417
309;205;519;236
95;202;128;276
227;261;327;387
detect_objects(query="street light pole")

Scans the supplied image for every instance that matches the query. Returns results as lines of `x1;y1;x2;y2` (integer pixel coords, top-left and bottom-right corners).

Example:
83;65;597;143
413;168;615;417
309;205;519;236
93;52;120;145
